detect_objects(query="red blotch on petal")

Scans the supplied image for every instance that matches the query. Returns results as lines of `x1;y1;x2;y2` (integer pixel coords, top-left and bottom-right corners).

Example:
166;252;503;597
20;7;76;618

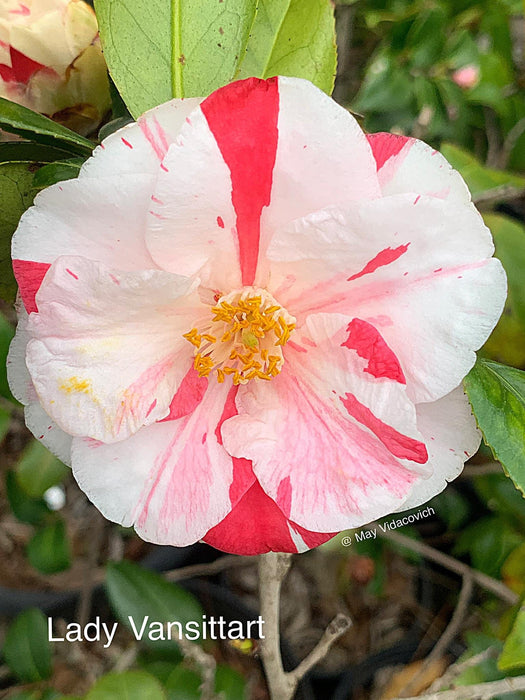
348;244;409;282
367;132;412;171
203;480;335;555
341;393;428;464
160;367;207;422
201;77;279;285
0;46;46;83
342;318;405;383
12;259;51;313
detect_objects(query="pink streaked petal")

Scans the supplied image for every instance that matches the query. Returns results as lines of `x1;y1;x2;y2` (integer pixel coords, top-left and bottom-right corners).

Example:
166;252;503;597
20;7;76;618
160;367;208;422
25;256;200;442
260;77;380;250
145;105;240;290
367;133;470;204
341;393;428;463
201;77;279;286
80;98;203;179
203;479;335;555
397;386;481;512
221;371;418;532
12;259;50;314
296;312;427;465
71;383;235;546
12;175;158;272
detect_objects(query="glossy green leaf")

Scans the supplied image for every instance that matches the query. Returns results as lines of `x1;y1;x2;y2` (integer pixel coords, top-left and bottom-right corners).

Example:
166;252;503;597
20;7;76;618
33;159;83;190
0;143;71;304
94;0;259;117
86;671;166;700
464;358;525;496
27;519;71;574
17;440;69;498
0;311;14;400
440;142;525;201
0;98;93;156
6;470;50;525
105;561;203;650
236;0;336;94
2;609;52;682
499;607;525;671
454;516;522;578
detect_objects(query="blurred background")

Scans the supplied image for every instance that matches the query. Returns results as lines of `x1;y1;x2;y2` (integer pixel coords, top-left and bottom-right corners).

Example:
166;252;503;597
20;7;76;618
0;0;524;698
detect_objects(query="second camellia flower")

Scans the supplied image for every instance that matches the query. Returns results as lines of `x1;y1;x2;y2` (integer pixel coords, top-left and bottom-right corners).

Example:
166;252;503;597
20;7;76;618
8;77;506;554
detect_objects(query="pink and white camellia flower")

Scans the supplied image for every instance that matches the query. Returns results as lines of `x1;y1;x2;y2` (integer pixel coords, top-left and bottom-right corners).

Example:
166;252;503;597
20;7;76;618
8;77;506;554
0;0;110;133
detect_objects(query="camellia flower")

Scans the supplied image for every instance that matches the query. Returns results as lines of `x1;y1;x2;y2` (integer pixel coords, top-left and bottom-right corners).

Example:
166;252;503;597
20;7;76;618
8;77;506;554
0;0;110;133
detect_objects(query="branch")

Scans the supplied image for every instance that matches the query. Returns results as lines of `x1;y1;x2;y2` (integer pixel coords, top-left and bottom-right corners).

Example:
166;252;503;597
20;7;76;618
376;528;518;605
258;552;351;700
398;573;474;698
165;554;256;582
394;674;525;700
176;636;220;700
428;648;498;694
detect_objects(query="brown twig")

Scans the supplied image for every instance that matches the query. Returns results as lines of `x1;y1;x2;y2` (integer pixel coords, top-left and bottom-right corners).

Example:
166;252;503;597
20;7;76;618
398;573;474;697
428;647;498;694
177;635;220;700
258;552;351;700
394;674;525;700
76;513;106;628
376;528;518;605
164;554;256;582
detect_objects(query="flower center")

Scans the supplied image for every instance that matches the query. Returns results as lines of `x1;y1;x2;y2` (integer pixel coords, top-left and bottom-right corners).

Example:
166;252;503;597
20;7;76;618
183;287;296;385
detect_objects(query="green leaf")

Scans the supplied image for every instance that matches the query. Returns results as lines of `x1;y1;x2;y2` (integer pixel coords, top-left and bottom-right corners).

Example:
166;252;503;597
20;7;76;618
0;405;11;443
94;0;259;118
105;561;203;650
0;161;39;304
165;666;201;700
464;358;525;496
2;609;52;682
6;470;50;525
0;98;94;156
499;607;525;672
17;440;69;498
455;516;522;577
0;311;14;400
484;214;525;328
502;543;525;596
215;665;247;699
33;159;83;190
98;116;134;142
86;671;166;700
236;0;336;94
0;143;71;304
27;519;71;575
440;142;525;201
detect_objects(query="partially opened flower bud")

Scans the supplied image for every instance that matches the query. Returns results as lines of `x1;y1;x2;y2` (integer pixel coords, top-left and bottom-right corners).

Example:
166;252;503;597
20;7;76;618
0;0;110;134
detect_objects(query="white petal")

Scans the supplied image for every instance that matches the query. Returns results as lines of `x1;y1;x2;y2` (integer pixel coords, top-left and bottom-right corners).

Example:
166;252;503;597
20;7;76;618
26;256;200;442
71;383;234;546
398;387;481;511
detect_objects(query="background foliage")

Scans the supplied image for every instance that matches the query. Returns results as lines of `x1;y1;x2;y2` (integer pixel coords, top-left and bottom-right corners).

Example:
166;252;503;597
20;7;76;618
0;0;524;698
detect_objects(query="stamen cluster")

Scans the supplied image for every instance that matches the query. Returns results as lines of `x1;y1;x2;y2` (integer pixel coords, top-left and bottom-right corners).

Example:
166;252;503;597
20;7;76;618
183;288;296;385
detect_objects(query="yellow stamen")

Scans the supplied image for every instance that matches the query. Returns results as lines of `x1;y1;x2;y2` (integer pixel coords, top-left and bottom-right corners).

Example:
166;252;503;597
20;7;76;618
183;287;296;385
